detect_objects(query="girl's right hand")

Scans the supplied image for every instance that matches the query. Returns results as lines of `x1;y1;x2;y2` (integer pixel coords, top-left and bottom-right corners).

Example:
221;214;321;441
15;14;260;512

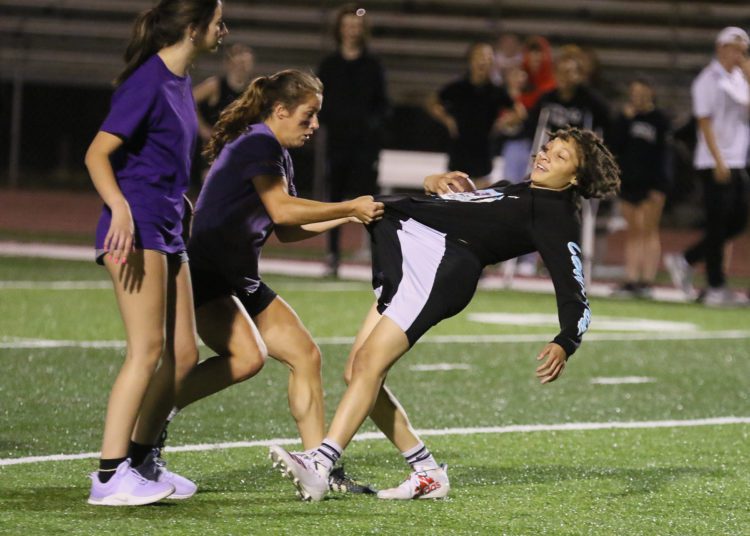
104;201;135;264
349;196;385;224
423;171;476;195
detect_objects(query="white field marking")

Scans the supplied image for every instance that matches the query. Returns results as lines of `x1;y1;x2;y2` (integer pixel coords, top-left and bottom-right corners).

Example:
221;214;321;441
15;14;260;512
0;280;364;292
2;416;750;467
590;376;656;385
3;330;750;350
409;363;473;371
468;312;696;332
0;281;110;290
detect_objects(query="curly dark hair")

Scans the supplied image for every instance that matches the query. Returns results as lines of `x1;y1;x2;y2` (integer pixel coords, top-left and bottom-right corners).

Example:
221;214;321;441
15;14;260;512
550;127;621;199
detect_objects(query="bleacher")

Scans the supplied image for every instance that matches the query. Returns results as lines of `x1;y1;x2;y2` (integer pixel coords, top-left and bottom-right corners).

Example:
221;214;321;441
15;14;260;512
2;0;750;107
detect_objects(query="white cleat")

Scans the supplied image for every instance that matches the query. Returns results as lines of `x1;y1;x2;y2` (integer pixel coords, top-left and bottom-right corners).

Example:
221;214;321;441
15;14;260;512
377;464;450;500
269;445;329;502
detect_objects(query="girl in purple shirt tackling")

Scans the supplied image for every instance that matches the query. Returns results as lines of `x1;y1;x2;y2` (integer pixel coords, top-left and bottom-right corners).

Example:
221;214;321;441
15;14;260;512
84;0;227;506
147;69;383;493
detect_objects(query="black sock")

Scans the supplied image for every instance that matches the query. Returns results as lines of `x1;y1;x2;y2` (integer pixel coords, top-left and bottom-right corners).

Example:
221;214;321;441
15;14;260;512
128;441;155;467
98;457;127;483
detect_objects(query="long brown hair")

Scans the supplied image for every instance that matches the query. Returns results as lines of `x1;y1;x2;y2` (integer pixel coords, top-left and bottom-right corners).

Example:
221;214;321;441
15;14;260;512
203;70;323;163
115;0;219;86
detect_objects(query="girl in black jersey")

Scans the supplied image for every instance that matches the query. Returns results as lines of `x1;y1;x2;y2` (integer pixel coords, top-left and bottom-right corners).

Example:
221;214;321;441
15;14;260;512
270;127;620;502
609;77;670;298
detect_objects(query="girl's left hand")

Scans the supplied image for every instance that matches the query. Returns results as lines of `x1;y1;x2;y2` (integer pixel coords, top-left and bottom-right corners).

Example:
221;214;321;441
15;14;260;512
535;342;568;384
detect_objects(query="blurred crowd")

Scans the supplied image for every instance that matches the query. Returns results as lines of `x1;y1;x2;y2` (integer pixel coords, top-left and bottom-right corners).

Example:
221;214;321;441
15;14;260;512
190;7;749;306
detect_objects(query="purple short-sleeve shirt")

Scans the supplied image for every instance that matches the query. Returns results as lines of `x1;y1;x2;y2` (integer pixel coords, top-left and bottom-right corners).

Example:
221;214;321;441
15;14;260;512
95;54;198;254
188;123;296;293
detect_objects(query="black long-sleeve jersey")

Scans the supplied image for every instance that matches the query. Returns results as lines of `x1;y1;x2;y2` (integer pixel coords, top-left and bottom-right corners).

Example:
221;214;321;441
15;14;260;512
377;181;591;356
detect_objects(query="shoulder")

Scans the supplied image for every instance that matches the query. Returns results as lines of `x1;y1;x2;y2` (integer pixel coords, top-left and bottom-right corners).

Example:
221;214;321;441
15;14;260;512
232;125;283;157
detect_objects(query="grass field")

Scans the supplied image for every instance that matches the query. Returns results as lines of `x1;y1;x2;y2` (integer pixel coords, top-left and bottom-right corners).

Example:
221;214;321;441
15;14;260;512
1;256;749;535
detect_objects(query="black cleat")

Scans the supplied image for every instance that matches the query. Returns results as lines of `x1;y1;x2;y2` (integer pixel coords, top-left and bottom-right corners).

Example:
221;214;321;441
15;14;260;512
328;465;377;494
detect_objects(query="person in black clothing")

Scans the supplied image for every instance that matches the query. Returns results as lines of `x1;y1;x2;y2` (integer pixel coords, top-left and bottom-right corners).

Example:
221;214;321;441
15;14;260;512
269;127;621;502
526;53;610;142
609;77;671;298
317;4;389;277
428;41;514;185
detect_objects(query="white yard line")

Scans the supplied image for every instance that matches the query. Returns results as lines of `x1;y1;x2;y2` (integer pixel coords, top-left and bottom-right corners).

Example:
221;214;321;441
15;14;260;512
3;330;750;350
0;241;693;301
2;416;748;467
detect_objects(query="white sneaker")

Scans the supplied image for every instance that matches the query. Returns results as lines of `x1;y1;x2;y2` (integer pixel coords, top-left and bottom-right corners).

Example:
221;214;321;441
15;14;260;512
269;446;330;502
664;253;694;297
88;459;175;506
377;464;450;500
703;286;749;308
135;449;197;500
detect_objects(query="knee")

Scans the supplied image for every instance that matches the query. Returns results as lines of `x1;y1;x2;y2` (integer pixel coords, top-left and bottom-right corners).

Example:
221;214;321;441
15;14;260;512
127;335;166;372
284;342;322;376
349;346;386;383
174;343;200;383
234;345;267;382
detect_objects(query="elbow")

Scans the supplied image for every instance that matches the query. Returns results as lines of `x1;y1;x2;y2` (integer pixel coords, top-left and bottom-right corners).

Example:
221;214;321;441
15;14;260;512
267;208;293;227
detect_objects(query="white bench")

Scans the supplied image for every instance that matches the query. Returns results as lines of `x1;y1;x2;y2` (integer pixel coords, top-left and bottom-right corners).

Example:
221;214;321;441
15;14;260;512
377;149;505;192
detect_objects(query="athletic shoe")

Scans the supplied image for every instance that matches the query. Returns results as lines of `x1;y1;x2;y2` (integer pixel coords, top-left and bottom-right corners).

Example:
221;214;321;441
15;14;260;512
703;286;749;308
611;282;638;298
664;253;694;297
88;459;174;506
269;445;329;502
328;465;377;494
376;464;450;500
135;449;197;500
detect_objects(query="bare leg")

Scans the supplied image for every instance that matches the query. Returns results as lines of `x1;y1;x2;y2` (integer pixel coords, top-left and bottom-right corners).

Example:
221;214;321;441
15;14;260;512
100;250;168;459
327;313;410;449
176;295;267;408
343;302;423;452
620;200;643;283
641;191;665;283
132;259;199;444
254;297;324;449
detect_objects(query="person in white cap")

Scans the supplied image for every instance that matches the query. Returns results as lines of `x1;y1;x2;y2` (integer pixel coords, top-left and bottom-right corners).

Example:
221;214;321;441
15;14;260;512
665;26;750;306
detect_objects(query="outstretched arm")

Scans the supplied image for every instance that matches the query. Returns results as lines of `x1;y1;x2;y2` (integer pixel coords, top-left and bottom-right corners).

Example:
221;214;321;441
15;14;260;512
274;217;358;243
253;174;384;226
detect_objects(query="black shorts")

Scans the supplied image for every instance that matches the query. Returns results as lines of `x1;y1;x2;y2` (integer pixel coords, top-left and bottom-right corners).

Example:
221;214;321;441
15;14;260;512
370;215;483;346
191;266;277;318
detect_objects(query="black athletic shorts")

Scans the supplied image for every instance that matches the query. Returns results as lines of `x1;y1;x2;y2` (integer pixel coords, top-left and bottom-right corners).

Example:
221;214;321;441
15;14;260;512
191;266;277;318
370;214;483;346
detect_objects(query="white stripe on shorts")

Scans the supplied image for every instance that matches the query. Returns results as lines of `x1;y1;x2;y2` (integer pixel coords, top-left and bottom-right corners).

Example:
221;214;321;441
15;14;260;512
383;218;447;333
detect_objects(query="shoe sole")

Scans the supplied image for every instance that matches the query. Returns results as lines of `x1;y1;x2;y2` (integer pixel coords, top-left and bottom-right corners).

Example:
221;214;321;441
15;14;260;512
269;446;326;502
87;486;175;506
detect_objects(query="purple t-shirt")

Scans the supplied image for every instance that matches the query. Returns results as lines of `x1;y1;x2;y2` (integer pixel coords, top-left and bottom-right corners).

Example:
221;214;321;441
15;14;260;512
95;54;198;254
188;123;296;293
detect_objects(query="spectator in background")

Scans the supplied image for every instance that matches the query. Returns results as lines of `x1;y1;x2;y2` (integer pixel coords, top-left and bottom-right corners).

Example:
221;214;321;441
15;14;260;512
610;76;671;298
518;35;556;112
496;65;531;182
526;48;611;142
491;32;523;85
317;4;389;278
427;41;513;187
665;27;750;306
192;43;255;186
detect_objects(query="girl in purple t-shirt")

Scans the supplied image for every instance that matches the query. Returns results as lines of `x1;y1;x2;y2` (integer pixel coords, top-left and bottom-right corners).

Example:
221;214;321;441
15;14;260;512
152;70;383;489
84;0;227;507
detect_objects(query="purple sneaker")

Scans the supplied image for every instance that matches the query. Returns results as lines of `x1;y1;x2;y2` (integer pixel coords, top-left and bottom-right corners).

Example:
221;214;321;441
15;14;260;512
88;459;175;506
135;449;197;500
